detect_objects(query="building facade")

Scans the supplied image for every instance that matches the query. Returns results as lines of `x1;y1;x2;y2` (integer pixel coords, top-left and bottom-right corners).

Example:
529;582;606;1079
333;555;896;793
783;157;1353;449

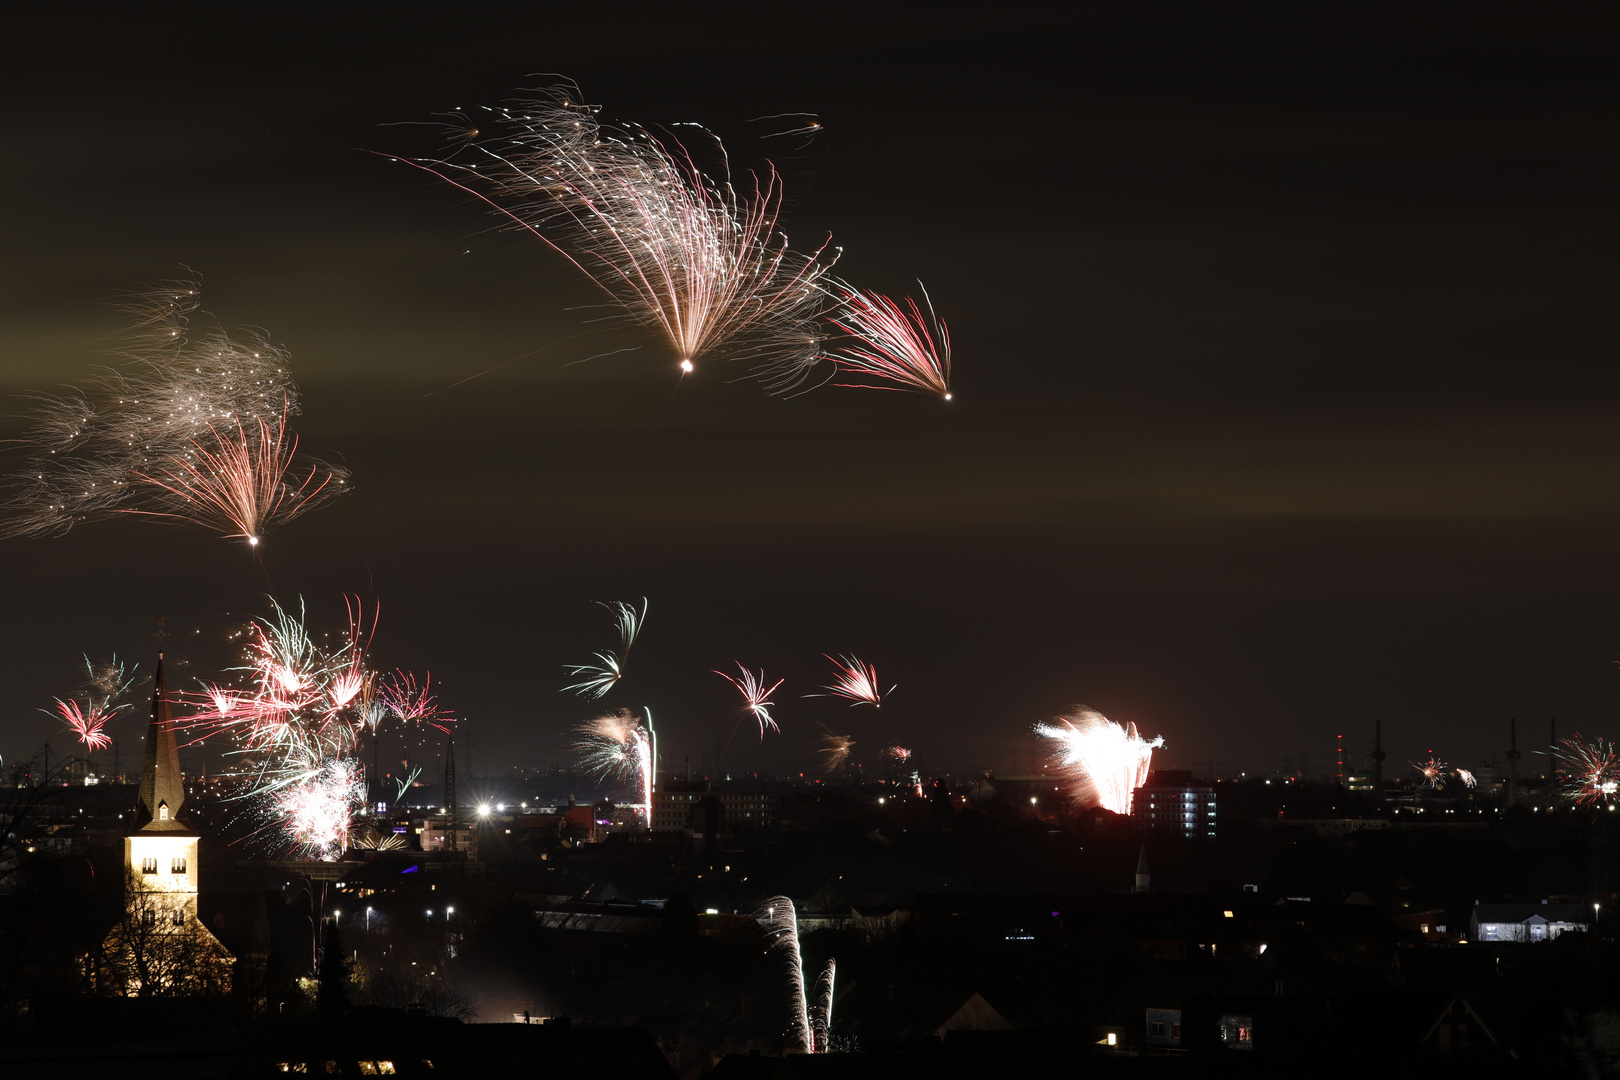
1133;771;1217;839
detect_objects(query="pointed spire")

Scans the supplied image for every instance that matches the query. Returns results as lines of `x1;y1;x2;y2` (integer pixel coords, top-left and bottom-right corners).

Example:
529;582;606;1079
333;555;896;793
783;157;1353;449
137;651;187;832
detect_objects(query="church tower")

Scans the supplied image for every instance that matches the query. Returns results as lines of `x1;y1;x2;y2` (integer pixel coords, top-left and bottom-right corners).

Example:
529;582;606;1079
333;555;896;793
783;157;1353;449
97;651;232;995
125;652;201;919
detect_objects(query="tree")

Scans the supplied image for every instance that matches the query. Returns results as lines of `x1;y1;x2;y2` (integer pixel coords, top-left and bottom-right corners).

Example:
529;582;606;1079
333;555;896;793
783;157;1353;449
316;918;350;1013
91;869;232;997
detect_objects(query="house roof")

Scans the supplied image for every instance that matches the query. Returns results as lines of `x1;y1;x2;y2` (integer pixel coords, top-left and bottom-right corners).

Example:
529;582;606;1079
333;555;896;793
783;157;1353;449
1472;903;1590;924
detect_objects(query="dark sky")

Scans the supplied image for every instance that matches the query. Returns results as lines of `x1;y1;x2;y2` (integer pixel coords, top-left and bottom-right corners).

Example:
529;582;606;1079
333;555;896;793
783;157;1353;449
3;5;1619;782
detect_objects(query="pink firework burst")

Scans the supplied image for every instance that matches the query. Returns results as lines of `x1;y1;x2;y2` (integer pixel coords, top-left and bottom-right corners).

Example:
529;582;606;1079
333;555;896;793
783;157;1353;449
131;410;349;545
49;698;116;751
884;746;912;763
379;670;453;733
824;283;952;400
816;654;891;708
715;663;785;737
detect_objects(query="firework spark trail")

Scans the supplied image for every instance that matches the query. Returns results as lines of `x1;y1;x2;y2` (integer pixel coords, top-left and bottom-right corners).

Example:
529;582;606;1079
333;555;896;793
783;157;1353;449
823;282;952;400
757;897;811;1054
1555;736;1620;806
395;765;423;803
749;112;824;150
0;283;349;543
404;83;838;390
884;746;912;763
575;708;653;816
811;958;837;1053
562;598;647;699
715;663;784;738
1454;768;1478;790
817;726;855;772
1034;707;1163;815
814;654;891;708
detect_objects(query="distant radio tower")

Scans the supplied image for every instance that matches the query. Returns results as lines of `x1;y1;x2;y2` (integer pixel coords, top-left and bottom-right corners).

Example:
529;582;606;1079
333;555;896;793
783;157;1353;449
1372;719;1386;797
1506;717;1520;807
444;730;458;852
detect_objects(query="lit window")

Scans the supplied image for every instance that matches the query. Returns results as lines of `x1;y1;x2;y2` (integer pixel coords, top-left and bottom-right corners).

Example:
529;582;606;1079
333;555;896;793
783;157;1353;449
171;857;187;874
141;857;158;874
159;805;169;821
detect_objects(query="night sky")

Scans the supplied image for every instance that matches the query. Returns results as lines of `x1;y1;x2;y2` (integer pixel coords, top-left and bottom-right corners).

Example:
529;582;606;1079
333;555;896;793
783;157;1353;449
3;6;1618;783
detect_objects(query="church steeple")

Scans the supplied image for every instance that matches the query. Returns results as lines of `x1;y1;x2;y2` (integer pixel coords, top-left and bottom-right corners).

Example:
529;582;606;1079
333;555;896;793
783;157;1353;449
137;651;188;832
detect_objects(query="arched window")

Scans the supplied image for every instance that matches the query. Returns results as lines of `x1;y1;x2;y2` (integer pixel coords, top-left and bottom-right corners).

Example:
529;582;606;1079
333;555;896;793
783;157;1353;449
159;804;169;822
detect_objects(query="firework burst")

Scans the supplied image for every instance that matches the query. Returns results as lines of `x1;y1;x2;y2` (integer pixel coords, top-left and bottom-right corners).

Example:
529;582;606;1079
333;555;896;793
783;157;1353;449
562;597;647;699
130;410;347;545
379;670;453;732
814;654;891;708
574;708;654;816
274;758;366;860
1555;736;1620;807
1413;757;1448;789
1034;706;1163;815
42;654;140;752
817;726;856;772
48;698;117;751
180;596;447;855
823;282;952;400
715;663;784;738
0;283;349;543
405;83;837;389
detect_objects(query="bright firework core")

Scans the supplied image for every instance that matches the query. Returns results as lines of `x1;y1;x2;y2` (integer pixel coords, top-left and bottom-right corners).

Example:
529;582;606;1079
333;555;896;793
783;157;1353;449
1035;707;1164;816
